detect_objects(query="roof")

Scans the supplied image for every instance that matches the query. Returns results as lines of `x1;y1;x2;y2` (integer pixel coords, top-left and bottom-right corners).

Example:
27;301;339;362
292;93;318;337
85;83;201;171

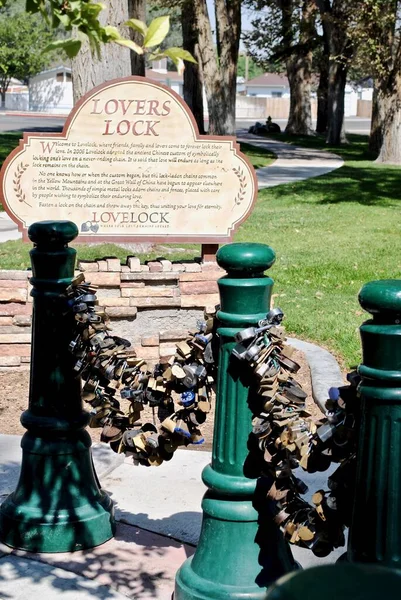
246;73;289;87
145;69;183;83
34;66;72;77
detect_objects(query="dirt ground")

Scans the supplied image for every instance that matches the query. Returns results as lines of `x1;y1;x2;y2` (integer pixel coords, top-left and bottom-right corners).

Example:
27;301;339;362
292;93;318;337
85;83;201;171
0;349;321;453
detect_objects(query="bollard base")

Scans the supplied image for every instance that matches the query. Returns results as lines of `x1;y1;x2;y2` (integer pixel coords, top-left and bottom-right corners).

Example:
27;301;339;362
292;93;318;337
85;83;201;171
175;556;268;600
0;430;115;553
174;492;297;600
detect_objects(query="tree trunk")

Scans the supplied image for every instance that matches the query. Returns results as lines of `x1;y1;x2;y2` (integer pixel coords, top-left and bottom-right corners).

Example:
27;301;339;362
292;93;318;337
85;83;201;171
373;73;401;164
0;89;5;110
284;0;315;136
285;55;313;135
128;0;146;76
193;0;240;135
326;59;347;144
316;38;329;134
72;0;131;103
369;84;382;155
181;0;205;133
316;66;328;134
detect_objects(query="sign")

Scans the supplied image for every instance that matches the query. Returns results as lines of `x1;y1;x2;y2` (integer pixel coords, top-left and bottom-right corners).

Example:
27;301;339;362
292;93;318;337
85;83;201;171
0;77;257;243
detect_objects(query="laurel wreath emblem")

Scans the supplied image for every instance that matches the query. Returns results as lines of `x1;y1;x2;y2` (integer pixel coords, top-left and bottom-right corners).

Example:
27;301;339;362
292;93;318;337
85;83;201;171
233;167;247;206
13;162;31;207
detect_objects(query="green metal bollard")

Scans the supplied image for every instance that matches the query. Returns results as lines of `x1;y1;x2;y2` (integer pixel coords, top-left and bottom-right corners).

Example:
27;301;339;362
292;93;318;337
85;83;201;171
0;221;115;553
175;243;297;600
346;279;401;566
264;563;401;599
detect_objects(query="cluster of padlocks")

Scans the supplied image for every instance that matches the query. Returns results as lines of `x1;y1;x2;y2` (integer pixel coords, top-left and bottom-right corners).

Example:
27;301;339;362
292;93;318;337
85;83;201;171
65;273;216;466
231;311;358;556
65;272;358;552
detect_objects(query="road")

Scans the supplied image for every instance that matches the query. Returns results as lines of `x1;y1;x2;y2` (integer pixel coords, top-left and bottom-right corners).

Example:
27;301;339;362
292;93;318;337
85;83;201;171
0;113;371;135
0;114;65;133
236;117;371;135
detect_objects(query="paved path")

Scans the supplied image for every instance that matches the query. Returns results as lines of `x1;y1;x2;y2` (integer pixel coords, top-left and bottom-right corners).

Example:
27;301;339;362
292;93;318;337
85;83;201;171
0;132;343;243
237;130;344;189
0;435;344;600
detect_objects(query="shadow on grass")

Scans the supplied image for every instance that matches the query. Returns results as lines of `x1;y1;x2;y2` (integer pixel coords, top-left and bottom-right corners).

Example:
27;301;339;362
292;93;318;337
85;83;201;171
306;165;401;207
263;133;375;163
258;162;401;208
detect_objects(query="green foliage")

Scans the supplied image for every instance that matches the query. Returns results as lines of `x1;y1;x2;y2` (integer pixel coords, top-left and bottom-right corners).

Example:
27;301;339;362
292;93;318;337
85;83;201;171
0;1;194;69
126;15;196;72
237;54;264;80
0;10;54;92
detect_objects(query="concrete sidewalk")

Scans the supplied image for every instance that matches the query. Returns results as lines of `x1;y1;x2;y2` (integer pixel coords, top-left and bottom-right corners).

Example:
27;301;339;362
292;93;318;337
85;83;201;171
237;130;344;189
0;434;343;600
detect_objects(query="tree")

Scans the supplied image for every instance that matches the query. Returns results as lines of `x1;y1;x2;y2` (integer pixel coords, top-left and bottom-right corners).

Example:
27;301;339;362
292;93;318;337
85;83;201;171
193;0;241;135
244;0;317;136
0;11;54;109
356;0;401;164
315;0;354;144
284;0;316;134
314;28;330;133
129;0;146;75
181;0;205;133
71;0;132;103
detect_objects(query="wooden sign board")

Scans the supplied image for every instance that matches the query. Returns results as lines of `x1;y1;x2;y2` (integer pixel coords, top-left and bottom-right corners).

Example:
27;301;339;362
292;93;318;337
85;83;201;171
0;77;257;243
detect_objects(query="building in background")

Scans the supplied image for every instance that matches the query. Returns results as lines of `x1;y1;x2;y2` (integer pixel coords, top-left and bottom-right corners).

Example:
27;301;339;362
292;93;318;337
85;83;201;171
29;66;73;114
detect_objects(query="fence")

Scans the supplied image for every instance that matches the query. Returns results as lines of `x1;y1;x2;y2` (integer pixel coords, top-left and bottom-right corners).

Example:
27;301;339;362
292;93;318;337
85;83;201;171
357;99;372;118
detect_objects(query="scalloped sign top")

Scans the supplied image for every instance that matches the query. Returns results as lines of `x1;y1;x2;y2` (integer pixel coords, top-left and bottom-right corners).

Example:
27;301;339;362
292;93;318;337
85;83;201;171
0;77;257;242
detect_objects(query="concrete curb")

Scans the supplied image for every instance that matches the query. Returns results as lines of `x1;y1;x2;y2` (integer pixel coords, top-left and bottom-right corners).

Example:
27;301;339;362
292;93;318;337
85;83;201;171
288;337;345;413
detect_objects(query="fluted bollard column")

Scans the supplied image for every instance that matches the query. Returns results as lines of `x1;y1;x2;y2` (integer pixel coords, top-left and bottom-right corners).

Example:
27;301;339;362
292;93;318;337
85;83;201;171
175;243;297;600
347;279;401;566
0;221;115;552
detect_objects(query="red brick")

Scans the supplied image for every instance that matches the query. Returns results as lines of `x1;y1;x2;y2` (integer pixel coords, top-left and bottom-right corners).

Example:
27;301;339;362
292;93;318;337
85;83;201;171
0;280;28;288
0;333;31;343
129;297;181;308
127;257;141;271
122;287;175;298
106;258;122;272
0;270;28;280
84;272;120;287
0;344;31;356
97;298;129;307
0;317;13;326
0;356;21;366
179;272;221;282
0;288;27;302
104;307;138;318
0;303;31;316
180;281;218;295
148;261;163;272
78;261;99;272
181;293;220;308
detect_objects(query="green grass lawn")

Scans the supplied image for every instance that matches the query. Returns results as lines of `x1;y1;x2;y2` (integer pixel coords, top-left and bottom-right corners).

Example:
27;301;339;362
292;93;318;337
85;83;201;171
1;131;400;367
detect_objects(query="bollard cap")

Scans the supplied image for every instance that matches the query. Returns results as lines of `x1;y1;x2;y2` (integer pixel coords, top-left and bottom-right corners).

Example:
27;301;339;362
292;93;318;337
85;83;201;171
28;221;78;246
359;279;401;318
217;243;275;276
265;563;401;599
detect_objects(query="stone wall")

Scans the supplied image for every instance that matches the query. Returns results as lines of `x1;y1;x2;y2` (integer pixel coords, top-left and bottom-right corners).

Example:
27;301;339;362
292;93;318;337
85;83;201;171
0;258;223;369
